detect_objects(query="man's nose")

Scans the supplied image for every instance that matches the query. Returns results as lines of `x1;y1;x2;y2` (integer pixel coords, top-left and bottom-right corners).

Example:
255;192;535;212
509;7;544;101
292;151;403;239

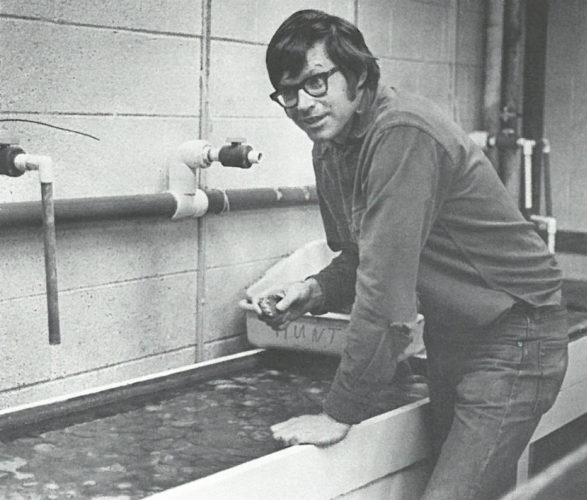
296;88;315;111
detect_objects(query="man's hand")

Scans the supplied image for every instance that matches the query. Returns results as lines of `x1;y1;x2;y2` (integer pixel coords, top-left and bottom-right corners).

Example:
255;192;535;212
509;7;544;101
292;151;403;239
252;279;323;330
271;413;351;447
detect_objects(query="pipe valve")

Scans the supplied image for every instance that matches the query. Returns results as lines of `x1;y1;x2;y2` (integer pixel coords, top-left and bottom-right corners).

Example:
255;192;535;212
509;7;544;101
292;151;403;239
178;138;262;171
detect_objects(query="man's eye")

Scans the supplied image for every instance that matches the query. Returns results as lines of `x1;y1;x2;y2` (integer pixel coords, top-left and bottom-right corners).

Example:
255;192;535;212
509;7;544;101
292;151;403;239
305;75;324;90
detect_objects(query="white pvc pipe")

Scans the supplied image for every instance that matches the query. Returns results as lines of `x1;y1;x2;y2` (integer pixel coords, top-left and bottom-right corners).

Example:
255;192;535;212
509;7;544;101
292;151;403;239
530;215;557;254
177;140;214;170
13;153;55;182
169;189;209;220
518;139;536;210
247;149;263;165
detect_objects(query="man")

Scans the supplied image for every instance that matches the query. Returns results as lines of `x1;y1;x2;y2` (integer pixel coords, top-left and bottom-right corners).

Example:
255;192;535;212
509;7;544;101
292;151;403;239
255;9;569;500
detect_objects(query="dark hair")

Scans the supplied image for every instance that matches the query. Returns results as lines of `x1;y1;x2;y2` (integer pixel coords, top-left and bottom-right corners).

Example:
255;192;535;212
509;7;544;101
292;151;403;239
266;10;380;96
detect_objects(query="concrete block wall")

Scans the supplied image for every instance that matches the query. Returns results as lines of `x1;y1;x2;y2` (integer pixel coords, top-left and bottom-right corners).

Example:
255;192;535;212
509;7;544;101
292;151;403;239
543;0;587;279
544;0;587;232
0;0;486;408
361;0;485;131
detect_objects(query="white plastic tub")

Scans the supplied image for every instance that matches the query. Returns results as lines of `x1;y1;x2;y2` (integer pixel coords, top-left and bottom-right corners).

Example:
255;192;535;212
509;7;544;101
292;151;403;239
241;239;425;357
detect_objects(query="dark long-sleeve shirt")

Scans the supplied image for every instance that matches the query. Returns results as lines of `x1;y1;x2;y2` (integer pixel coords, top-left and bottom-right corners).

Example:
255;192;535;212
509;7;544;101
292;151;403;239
311;86;562;424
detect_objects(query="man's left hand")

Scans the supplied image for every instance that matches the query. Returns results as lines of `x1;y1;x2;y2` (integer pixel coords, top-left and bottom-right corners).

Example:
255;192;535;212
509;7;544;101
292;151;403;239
271;413;351;447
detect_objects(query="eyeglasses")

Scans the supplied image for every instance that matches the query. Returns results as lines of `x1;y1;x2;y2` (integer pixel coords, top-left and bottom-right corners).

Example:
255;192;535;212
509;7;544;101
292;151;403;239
270;67;340;109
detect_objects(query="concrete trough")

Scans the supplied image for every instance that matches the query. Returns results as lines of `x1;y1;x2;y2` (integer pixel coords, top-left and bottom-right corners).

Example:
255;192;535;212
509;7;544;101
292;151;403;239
1;327;585;499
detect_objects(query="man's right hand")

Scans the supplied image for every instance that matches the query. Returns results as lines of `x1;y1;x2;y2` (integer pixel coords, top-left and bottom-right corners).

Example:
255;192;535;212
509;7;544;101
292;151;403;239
252;278;323;330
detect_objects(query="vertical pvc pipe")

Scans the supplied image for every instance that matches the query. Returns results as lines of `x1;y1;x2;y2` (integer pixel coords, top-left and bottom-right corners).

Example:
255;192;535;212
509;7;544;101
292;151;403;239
483;0;505;170
41;182;61;344
543;140;553;217
195;0;212;362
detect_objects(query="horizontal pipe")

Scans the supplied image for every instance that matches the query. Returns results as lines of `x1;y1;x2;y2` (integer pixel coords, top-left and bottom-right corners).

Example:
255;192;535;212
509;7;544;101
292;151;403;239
0;186;318;228
206;186;317;214
0;193;177;228
2;187;584;256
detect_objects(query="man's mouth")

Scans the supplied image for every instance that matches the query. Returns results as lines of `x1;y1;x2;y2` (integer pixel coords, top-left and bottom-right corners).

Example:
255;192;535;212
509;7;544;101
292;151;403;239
302;114;327;127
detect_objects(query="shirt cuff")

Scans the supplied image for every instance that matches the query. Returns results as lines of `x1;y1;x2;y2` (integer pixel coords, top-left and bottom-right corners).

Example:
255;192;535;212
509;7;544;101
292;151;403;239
322;381;375;425
304;275;328;315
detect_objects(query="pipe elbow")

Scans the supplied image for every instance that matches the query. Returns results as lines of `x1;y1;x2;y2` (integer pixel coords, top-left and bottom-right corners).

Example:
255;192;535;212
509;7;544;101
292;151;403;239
14;154;54;182
177;140;213;170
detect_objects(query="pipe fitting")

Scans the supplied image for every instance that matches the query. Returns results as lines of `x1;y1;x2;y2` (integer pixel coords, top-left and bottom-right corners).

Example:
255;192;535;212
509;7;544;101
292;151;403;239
468;131;490;148
177;138;263;172
177;139;215;170
530;215;557;254
169;189;209;220
216;138;262;169
14;154;55;182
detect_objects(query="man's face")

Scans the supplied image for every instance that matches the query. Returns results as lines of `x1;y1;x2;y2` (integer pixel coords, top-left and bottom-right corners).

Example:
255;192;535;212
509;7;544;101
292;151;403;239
278;41;363;142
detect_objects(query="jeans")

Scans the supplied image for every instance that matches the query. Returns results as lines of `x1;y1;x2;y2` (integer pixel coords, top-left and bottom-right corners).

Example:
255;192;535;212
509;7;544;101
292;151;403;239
420;304;569;500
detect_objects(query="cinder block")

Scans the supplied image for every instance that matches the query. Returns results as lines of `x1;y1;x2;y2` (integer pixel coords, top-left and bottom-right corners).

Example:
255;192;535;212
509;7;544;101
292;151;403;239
0;347;196;409
203;258;281;342
455;63;483;130
543;1;587;230
211;0;355;44
0;0;202;35
0;296;51;391
211;0;257;41
558;254;587;281
459;0;485;13
412;0;455;7
0;228;46;300
205;206;324;269
0;219;197;301
390;0;451;62
380;59;452;115
204;335;251;360
0;274;197;389
358;0;394;56
205;117;315;189
379;58;422;94
418;62;451;110
0;115;201;201
457;6;485;64
363;0;453;61
209;41;277;119
49;273;197;378
1;20;200;115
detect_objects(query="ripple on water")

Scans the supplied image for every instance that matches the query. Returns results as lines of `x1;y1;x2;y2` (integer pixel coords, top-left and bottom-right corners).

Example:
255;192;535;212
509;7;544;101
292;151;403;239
0;356;353;499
